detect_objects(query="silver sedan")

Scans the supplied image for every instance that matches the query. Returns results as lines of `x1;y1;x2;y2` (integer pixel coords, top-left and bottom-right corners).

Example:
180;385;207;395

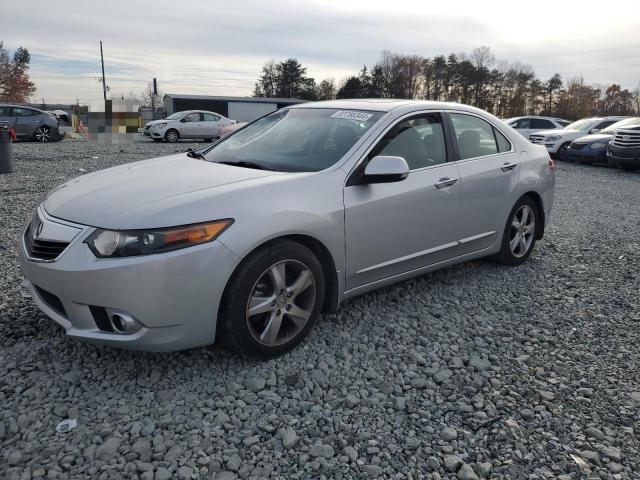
19;100;555;357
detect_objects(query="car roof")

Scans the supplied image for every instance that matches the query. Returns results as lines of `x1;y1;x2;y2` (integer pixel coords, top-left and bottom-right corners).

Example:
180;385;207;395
288;99;488;114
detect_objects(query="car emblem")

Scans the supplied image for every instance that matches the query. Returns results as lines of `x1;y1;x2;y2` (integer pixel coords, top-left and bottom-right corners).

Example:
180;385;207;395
622;135;630;140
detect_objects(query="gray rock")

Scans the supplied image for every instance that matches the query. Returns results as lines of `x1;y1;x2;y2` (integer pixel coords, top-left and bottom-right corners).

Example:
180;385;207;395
95;437;122;461
282;428;298;449
343;446;358;462
468;356;491;371
177;466;193;479
603;446;621;462
362;464;383;476
474;462;492;478
440;426;458;441
155;468;172;480
444;454;461;472
345;393;359;407
309;442;334;458
457;463;479;480
433;369;453;384
226;453;242;471
246;376;266;392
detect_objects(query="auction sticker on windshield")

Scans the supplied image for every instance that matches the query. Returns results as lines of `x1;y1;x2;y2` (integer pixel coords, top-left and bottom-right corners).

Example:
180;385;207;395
330;111;374;121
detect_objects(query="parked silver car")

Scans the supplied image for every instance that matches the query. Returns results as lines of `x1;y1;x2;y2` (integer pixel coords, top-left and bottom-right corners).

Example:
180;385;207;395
19;100;555;356
0;104;61;142
142;110;236;143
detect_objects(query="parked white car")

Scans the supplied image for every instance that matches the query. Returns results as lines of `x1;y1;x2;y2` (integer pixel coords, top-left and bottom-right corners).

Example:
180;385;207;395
529;116;628;159
504;116;570;138
142;110;236;143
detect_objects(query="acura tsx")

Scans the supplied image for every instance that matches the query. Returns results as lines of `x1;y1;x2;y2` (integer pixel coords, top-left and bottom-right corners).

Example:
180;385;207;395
19;100;555;357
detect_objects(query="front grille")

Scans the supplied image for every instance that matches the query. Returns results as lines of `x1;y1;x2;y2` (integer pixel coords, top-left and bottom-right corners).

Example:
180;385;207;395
24;224;69;261
570;142;587;150
612;129;640;148
530;135;545;144
34;285;66;317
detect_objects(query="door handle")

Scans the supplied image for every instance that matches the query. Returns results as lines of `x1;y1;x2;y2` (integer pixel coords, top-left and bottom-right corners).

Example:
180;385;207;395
32;120;39;124
435;177;458;189
501;162;517;172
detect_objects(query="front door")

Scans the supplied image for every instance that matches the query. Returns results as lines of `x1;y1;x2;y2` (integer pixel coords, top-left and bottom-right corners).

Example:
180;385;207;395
447;112;521;254
180;112;203;138
344;112;462;290
12;107;38;139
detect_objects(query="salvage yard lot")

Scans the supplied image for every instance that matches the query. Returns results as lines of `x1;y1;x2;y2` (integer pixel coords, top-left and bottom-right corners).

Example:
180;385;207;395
1;140;640;479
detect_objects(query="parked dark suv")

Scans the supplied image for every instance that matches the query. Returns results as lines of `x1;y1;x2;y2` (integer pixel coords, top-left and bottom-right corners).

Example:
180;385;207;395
607;120;640;171
0;105;62;142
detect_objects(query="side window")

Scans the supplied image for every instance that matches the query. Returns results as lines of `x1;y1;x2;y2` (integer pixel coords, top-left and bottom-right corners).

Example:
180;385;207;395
515;118;531;129
369;113;447;170
203;113;221;122
530;119;555;129
0;107;12;116
450;113;499;160
13;108;34;117
184;113;201;122
557;120;571;128
596;120;616;130
494;128;512;153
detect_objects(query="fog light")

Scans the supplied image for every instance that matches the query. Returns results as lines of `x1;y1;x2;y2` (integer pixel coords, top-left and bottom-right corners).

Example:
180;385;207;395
106;309;141;334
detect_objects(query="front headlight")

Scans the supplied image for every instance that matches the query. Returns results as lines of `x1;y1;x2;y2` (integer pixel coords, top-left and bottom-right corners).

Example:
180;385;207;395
546;135;562;142
591;142;609;149
153;122;167;129
85;219;233;258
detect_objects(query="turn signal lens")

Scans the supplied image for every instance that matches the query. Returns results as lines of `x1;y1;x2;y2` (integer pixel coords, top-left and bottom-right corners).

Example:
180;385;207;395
548;157;556;171
85;219;233;258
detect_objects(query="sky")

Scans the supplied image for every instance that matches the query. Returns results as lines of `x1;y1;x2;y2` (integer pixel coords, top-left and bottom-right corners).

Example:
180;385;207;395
3;0;640;105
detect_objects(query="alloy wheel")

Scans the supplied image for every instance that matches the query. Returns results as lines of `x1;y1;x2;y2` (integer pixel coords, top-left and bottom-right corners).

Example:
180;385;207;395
246;260;316;347
165;130;178;143
35;127;51;142
509;205;535;258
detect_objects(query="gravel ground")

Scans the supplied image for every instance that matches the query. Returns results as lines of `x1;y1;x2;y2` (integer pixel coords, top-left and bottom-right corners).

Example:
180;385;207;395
1;139;640;480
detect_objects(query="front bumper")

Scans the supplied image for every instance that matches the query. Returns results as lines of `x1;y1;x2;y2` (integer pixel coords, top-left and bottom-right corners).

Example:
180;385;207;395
608;145;640;166
18;211;240;351
565;146;607;163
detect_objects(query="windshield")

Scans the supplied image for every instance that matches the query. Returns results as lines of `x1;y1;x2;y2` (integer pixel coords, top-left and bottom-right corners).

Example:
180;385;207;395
203;108;384;172
166;112;185;120
564;118;598;131
603;117;640;133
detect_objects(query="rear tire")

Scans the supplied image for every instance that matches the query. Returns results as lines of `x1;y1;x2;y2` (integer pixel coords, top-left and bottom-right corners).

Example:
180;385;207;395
34;126;51;142
164;129;179;143
218;240;325;358
492;196;539;266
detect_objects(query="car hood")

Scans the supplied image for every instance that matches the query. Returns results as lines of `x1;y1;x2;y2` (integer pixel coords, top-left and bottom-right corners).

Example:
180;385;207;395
144;120;171;127
573;133;613;143
43;153;282;229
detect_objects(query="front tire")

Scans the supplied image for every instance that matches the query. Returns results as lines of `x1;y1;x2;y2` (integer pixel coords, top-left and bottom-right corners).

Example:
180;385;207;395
34;126;51;142
493;196;538;266
218;240;325;358
164;129;179;143
556;142;571;161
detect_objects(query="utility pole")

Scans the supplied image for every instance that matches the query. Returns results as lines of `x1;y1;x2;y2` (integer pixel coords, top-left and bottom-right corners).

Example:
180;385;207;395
100;41;107;102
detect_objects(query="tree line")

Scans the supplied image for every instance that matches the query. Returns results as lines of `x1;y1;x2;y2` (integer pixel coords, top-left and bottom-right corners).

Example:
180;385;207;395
254;48;640;120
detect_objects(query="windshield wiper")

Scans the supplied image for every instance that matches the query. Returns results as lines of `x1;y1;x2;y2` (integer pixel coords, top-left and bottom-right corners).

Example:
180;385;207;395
186;148;206;159
217;160;274;171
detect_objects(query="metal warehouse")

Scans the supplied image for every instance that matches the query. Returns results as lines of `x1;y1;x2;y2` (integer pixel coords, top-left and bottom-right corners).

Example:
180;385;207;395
163;95;305;122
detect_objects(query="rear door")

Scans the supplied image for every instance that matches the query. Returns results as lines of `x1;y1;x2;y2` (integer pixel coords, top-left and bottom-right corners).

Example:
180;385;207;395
0;106;13;129
202;113;222;138
344;112;462;290
180;112;203;138
447;112;520;254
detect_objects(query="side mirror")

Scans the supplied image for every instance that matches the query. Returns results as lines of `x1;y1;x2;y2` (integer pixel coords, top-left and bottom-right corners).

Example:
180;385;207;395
180;117;188;123
590;128;600;134
362;155;409;184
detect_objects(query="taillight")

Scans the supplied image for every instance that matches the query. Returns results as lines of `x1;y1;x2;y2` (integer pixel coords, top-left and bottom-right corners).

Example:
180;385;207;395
548;157;556;171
